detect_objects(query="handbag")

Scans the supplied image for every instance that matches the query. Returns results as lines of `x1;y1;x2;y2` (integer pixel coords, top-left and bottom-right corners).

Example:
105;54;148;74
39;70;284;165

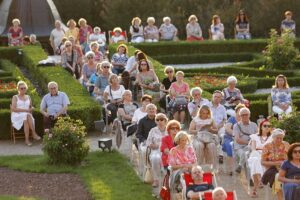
160;171;171;200
144;147;153;184
197;131;218;145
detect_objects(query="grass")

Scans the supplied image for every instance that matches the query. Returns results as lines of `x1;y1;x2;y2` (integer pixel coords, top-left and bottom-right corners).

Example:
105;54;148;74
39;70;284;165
0;196;40;200
0;151;154;200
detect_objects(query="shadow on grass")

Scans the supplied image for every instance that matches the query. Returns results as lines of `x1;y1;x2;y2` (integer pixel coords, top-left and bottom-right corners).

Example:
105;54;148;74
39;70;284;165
0;151;154;200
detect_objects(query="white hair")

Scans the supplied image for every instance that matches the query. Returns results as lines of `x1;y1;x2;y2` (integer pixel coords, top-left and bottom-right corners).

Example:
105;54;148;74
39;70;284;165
174;131;190;145
212;187;227;199
85;51;95;58
146;103;157;111
29;34;36;40
239;107;250;115
271;128;285;139
190;87;203;96
147;17;155;23
227;75;238;85
12;18;20;25
163;16;171;22
48;81;58;88
94;26;101;32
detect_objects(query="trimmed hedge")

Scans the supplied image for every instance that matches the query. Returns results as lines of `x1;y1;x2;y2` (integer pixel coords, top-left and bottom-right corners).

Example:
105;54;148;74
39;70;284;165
0;46;100;139
178;66;295;77
0;59;43;139
133;40;300;57
20;46;101;131
152;53;254;64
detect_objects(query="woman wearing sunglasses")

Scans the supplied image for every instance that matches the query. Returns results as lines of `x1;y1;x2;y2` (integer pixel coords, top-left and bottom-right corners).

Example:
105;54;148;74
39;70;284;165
145;113;168;187
11;81;41;146
247;119;272;198
160;120;181;170
279;143;300;200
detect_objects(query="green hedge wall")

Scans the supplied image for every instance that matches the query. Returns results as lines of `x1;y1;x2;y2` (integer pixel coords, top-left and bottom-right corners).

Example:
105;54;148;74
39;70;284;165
20;46;101;131
133;40;300;57
0;46;101;139
152;53;254;64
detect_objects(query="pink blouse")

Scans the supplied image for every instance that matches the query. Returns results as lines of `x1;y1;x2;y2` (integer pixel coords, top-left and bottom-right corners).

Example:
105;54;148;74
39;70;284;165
168;145;197;166
170;82;189;96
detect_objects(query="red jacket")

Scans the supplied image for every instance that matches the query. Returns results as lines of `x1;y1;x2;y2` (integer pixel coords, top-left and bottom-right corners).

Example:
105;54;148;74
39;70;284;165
160;135;175;167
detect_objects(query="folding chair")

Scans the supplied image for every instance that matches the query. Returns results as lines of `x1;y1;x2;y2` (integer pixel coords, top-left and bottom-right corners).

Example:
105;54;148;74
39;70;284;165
204;191;238;200
108;30;128;44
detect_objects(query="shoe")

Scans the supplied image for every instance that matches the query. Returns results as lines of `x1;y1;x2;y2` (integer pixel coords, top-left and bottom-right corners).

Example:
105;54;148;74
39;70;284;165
33;135;41;141
25;142;32;146
235;165;242;173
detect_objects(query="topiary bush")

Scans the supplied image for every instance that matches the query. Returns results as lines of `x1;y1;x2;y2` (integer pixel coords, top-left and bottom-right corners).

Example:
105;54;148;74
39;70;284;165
265;29;299;70
271;111;300;144
43;117;90;165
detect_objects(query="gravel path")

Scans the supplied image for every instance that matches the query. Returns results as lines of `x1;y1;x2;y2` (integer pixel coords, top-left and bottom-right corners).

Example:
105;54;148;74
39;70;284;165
255;86;300;94
168;62;241;69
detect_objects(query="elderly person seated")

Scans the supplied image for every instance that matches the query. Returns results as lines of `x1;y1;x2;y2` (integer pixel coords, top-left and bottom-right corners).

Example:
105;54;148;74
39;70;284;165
132;95;152;124
222;75;245;117
247;119;272;197
117;90;139;131
11;81;41;146
233;107;257;173
87;63;101;96
159;16;178;41
189;105;218;168
111;44;128;75
186;15;203;41
144;17;159;42
61;40;80;79
145;113;168;187
40;81;70;132
209;90;227;164
136;104;157;175
261;129;289;200
210;15;225;40
271;74;292;116
130;17;144;43
212;187;227;200
89;42;104;63
29;34;41;46
136;59;160;103
169;71;190;128
65;19;79;44
279;143;300;200
87;26;106;54
161;120;181;170
186;165;214;200
222;103;245;175
110;27;126;44
103;74;125;125
188;87;209;119
49;20;65;55
281;11;296;38
168;131;197;198
93;61;112;104
82;51;97;88
78;18;93;53
8;18;23;46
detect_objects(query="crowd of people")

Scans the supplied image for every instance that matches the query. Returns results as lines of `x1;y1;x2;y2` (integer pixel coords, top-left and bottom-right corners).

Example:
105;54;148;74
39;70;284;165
7;9;300;200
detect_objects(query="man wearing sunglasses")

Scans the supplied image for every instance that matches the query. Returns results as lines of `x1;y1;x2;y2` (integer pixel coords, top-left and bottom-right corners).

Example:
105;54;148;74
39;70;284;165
40;81;70;132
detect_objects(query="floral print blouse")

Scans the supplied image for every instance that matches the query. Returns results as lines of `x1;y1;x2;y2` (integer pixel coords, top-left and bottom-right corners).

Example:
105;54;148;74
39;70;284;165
168;145;197;167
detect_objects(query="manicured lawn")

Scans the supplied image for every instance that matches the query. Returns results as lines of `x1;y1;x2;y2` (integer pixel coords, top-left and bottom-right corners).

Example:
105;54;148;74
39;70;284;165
0;151;154;200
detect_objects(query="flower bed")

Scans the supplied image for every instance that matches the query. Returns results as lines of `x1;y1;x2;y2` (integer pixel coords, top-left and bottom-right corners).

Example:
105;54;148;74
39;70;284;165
0;81;17;92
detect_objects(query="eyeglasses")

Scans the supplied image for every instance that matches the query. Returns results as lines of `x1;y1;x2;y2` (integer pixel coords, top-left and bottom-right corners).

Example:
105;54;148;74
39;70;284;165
19;87;26;90
263;125;272;128
293;150;300;154
166;71;173;74
194;93;201;96
103;66;110;69
156;118;165;122
87;57;94;59
170;127;180;131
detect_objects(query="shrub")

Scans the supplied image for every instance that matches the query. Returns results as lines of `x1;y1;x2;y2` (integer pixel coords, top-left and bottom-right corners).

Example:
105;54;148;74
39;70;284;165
271;111;300;144
265;29;299;70
43;117;90;165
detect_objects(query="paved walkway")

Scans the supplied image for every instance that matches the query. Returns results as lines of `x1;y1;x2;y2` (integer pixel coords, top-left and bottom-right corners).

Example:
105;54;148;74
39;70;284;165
0;131;276;200
169;62;239;69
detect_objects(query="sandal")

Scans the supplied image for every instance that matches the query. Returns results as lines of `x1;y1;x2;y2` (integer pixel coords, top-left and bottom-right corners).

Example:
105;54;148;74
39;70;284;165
249;190;257;198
